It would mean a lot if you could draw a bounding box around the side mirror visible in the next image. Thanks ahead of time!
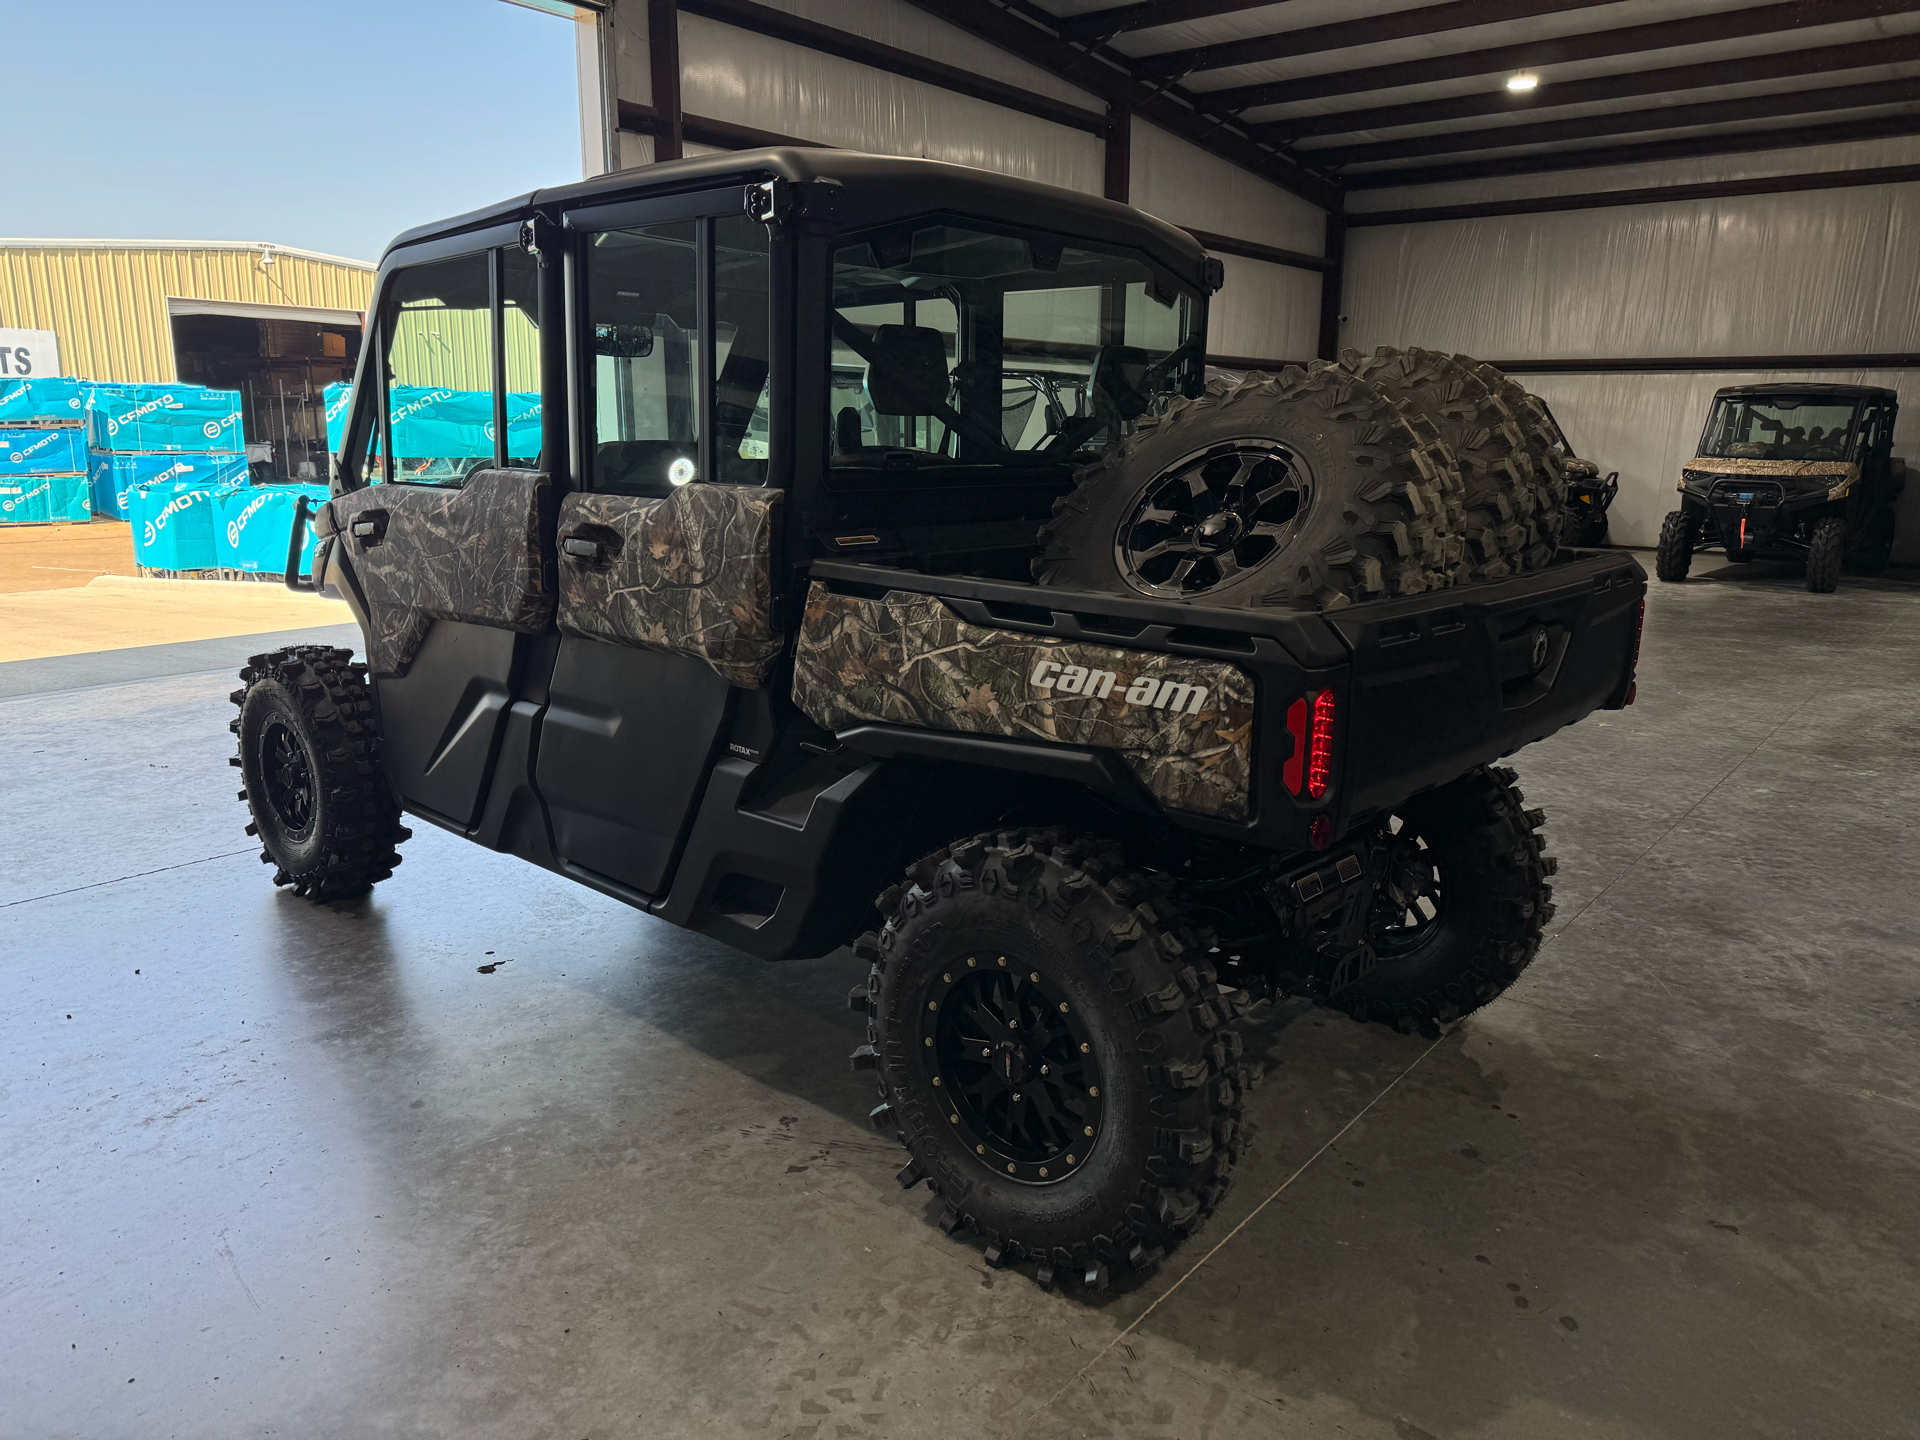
[594,323,654,359]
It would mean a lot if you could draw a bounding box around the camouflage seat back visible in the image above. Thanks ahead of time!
[325,468,555,677]
[793,582,1255,821]
[555,483,784,689]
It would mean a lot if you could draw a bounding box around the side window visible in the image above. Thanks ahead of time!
[588,221,699,495]
[382,253,493,487]
[500,247,543,470]
[714,215,771,485]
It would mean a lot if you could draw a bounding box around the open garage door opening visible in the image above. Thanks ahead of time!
[169,298,362,482]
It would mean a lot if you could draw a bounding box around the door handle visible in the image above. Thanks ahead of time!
[561,535,602,563]
[349,509,388,547]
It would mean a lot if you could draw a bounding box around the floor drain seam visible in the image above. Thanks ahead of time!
[0,849,257,910]
[1028,1037,1442,1425]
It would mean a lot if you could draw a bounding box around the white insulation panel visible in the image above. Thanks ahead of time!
[1342,181,1919,360]
[677,12,1105,195]
[1210,253,1321,364]
[1129,119,1326,256]
[1524,369,1919,557]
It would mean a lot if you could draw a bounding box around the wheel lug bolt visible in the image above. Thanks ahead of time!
[1040,1064,1049,1074]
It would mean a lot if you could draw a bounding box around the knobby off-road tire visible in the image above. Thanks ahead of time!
[1805,516,1845,593]
[231,645,410,901]
[1333,765,1555,1033]
[1654,509,1696,582]
[1034,364,1455,610]
[1470,363,1572,572]
[856,829,1260,1289]
[1340,346,1536,581]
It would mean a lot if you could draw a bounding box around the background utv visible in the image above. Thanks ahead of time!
[233,150,1644,1292]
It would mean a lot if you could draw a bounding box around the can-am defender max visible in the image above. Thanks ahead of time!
[232,150,1644,1291]
[1655,382,1904,591]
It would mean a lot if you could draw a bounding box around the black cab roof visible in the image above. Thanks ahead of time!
[383,147,1211,289]
[1711,382,1899,402]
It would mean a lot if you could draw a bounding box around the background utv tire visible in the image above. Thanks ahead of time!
[1035,365,1455,610]
[1654,510,1696,582]
[232,645,409,901]
[859,829,1259,1288]
[1332,765,1554,1032]
[1805,516,1844,593]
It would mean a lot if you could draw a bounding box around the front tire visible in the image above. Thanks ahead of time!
[1330,766,1555,1031]
[1805,516,1844,593]
[1655,508,1697,581]
[860,829,1256,1288]
[231,645,409,901]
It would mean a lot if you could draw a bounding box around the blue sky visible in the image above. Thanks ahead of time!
[2,1,581,263]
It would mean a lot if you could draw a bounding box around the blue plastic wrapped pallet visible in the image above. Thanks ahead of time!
[324,381,541,469]
[1,427,89,476]
[48,473,90,523]
[213,481,329,576]
[89,451,249,521]
[90,384,244,454]
[0,377,89,427]
[0,477,50,524]
[130,476,219,571]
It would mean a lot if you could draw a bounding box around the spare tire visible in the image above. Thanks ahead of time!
[1034,364,1456,610]
[1339,346,1535,581]
[1466,361,1572,571]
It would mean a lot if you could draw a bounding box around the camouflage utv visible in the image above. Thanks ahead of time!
[233,150,1644,1292]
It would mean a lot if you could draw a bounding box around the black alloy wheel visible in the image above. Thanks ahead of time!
[1370,818,1444,960]
[923,958,1104,1185]
[258,717,317,839]
[1114,440,1310,599]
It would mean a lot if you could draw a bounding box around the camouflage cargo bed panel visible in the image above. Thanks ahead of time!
[793,582,1256,820]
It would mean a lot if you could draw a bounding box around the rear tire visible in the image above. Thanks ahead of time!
[1331,765,1554,1032]
[1654,509,1695,582]
[231,645,409,901]
[860,829,1257,1288]
[1805,516,1844,593]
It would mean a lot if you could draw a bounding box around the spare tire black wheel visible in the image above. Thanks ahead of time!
[1035,365,1455,610]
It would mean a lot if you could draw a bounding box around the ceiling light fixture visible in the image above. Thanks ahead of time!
[1506,74,1539,92]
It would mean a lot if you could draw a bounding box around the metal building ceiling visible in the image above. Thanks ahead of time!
[948,0,1918,196]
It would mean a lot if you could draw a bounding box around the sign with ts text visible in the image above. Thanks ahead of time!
[0,329,60,378]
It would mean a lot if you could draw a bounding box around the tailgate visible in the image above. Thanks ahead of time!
[1328,552,1645,820]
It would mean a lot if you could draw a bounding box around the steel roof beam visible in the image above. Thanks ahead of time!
[1344,111,1920,186]
[1256,35,1916,142]
[901,0,1344,209]
[1200,0,1916,113]
[1135,0,1617,79]
[1314,76,1920,168]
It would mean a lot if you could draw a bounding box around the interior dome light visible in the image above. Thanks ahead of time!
[1506,74,1539,91]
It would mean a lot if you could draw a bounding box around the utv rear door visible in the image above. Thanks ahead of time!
[328,236,558,833]
[530,192,783,900]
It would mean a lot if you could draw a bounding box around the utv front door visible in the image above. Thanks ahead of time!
[329,240,557,833]
[532,194,782,899]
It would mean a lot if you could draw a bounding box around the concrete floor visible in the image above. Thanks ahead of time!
[2,559,1915,1438]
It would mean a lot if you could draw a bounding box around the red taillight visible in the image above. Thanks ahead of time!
[1283,697,1307,794]
[1307,689,1336,799]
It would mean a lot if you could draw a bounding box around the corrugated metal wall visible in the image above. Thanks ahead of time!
[0,243,375,383]
[1341,134,1921,553]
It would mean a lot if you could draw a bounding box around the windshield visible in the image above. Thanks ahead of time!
[1700,394,1865,462]
[828,220,1200,480]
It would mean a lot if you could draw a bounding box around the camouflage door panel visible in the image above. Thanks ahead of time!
[325,468,555,676]
[794,582,1255,820]
[556,484,783,689]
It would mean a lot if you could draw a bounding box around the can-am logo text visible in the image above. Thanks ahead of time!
[1029,658,1210,717]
